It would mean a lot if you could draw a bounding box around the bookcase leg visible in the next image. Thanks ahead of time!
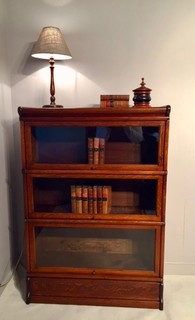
[26,276,30,304]
[159,280,164,310]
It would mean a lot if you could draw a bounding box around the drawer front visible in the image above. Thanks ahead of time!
[29,277,161,307]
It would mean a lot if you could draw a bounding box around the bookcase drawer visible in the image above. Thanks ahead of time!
[28,277,161,308]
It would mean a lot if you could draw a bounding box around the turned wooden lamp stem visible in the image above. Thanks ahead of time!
[49,58,56,107]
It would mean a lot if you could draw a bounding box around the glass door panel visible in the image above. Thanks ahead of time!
[28,125,162,166]
[30,176,161,217]
[34,226,156,272]
[95,126,160,165]
[31,126,87,164]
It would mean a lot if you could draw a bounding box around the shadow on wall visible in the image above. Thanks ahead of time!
[7,119,26,300]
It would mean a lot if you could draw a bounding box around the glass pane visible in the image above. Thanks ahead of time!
[32,178,158,216]
[30,125,159,165]
[95,126,159,165]
[35,227,155,271]
[32,126,87,164]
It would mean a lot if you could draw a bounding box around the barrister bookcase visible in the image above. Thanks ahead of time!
[18,99,170,309]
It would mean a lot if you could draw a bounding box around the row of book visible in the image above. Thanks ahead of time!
[71,185,112,214]
[88,137,105,164]
[100,94,129,108]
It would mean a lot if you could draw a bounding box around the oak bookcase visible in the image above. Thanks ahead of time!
[18,104,170,309]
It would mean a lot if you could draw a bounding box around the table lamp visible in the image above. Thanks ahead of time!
[31,26,72,108]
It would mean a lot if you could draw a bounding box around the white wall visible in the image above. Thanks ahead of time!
[4,0,195,275]
[0,0,14,295]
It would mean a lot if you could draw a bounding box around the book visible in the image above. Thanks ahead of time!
[71,185,76,213]
[99,138,105,164]
[71,184,112,215]
[82,185,88,214]
[93,137,99,164]
[88,137,105,164]
[100,94,129,109]
[93,185,98,214]
[102,186,112,214]
[100,95,129,101]
[88,137,93,164]
[97,186,103,213]
[88,186,93,214]
[75,185,82,213]
[100,100,129,108]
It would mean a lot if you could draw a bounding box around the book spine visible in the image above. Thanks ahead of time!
[71,185,76,213]
[76,185,82,213]
[107,185,112,213]
[82,185,88,214]
[97,186,103,214]
[88,186,93,214]
[102,185,112,214]
[100,100,129,108]
[93,185,98,214]
[99,138,105,164]
[93,137,99,164]
[88,137,94,164]
[102,185,108,214]
[100,94,129,101]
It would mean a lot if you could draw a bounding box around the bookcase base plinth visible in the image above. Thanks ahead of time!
[27,276,163,310]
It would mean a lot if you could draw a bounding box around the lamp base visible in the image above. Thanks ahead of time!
[42,104,64,108]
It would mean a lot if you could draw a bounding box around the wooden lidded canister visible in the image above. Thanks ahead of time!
[133,78,152,106]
